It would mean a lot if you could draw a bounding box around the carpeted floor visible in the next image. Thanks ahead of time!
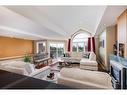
[42,60,106,83]
[39,59,106,74]
[50,61,105,72]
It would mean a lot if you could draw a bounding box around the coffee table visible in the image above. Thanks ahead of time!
[58,59,73,68]
[42,71,59,83]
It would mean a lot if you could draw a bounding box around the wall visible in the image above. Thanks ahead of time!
[0,36,34,60]
[106,25,117,69]
[99,30,107,69]
[99,25,117,71]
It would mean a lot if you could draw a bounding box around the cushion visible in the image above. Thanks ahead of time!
[82,52,90,59]
[30,66,50,77]
[63,53,70,57]
[80,60,97,66]
[3,65,26,75]
[89,52,96,61]
[60,68,112,88]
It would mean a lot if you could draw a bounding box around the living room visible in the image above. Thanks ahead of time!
[0,5,127,90]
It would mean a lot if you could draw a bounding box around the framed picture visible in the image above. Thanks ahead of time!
[36,41,46,53]
[100,40,104,48]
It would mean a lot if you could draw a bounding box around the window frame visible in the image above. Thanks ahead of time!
[72,32,91,52]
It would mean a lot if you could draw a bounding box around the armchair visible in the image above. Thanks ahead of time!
[0,60,50,80]
[80,52,98,70]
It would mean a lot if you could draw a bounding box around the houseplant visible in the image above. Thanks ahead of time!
[24,54,32,63]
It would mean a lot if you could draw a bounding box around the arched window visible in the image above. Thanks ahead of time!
[72,32,91,52]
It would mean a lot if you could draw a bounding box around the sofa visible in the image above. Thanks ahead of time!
[62,52,98,70]
[58,68,112,89]
[0,60,50,80]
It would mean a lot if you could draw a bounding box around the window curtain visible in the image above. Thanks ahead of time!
[68,39,71,52]
[92,37,95,53]
[88,37,91,52]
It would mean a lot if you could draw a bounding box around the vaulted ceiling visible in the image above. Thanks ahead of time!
[0,6,126,40]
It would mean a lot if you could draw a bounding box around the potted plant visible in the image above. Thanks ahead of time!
[24,54,32,63]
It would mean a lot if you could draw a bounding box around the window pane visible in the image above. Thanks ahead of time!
[58,49,64,57]
[74,32,90,39]
[73,32,90,43]
[50,45,57,58]
[84,41,88,52]
[72,32,90,52]
[78,43,84,52]
[57,46,64,57]
[50,43,64,58]
[50,50,57,58]
[72,43,77,52]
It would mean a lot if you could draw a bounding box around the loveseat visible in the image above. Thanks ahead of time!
[58,68,112,89]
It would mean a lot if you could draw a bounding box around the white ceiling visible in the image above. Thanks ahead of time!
[0,6,126,40]
[96,6,127,35]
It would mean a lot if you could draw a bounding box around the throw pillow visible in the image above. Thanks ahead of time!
[82,52,90,59]
[64,53,70,57]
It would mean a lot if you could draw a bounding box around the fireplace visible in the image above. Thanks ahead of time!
[110,60,126,89]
